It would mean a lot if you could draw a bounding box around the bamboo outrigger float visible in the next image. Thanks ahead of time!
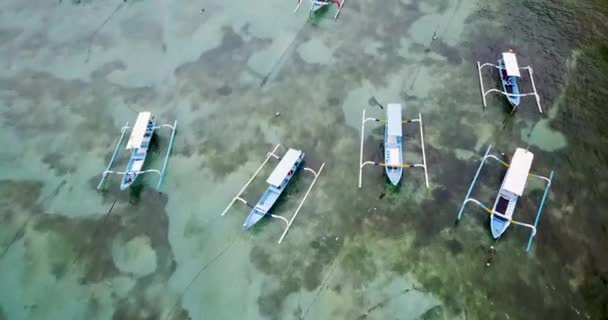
[477,50,543,113]
[97,112,177,191]
[358,104,429,189]
[221,144,325,244]
[456,145,554,252]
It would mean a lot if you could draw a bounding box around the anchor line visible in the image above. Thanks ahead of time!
[0,214,35,259]
[260,17,309,87]
[70,199,117,267]
[523,113,542,150]
[435,0,463,40]
[301,253,341,320]
[355,286,424,320]
[1,181,76,259]
[406,0,463,91]
[164,235,241,320]
[85,2,126,63]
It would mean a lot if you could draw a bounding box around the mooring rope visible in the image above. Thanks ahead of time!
[407,0,465,91]
[300,252,341,319]
[85,2,126,63]
[164,234,242,320]
[355,286,424,320]
[260,15,309,87]
[0,215,34,259]
[70,199,118,267]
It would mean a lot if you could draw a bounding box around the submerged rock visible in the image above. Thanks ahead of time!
[111,235,158,277]
[418,305,445,320]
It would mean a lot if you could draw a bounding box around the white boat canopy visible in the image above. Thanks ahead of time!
[502,148,534,196]
[266,149,302,187]
[126,112,153,149]
[502,52,521,77]
[387,104,402,137]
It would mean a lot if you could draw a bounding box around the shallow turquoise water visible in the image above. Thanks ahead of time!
[0,0,607,319]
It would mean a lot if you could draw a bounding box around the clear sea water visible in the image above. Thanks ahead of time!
[0,0,607,319]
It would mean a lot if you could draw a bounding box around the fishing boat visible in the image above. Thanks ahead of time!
[384,104,403,186]
[97,112,177,191]
[456,145,554,252]
[498,50,521,108]
[489,148,533,238]
[358,105,429,189]
[243,149,304,229]
[120,112,156,190]
[476,51,544,113]
[221,144,324,243]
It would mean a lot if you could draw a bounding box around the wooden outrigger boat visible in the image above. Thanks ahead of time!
[358,103,429,189]
[489,148,533,238]
[243,149,304,229]
[498,51,521,107]
[221,144,325,244]
[477,50,543,113]
[456,145,554,252]
[294,0,345,19]
[121,112,156,190]
[384,104,404,186]
[97,112,177,191]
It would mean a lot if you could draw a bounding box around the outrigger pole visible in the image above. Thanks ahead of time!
[358,109,429,188]
[156,121,178,190]
[97,120,178,191]
[97,121,130,190]
[456,145,554,252]
[477,62,543,113]
[221,144,282,217]
[277,164,325,243]
[221,144,325,244]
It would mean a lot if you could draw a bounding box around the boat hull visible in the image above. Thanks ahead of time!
[490,192,518,238]
[120,169,138,190]
[243,153,304,229]
[490,215,510,239]
[243,208,266,229]
[385,163,403,186]
[498,59,521,108]
[120,117,156,190]
[384,129,403,186]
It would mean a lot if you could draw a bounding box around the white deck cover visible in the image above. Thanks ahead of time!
[502,52,521,77]
[387,104,402,137]
[126,112,152,149]
[502,148,534,196]
[266,149,302,187]
[388,148,400,166]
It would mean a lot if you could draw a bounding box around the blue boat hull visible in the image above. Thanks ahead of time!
[243,154,304,229]
[490,215,510,239]
[243,207,266,229]
[498,59,521,108]
[120,151,144,190]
